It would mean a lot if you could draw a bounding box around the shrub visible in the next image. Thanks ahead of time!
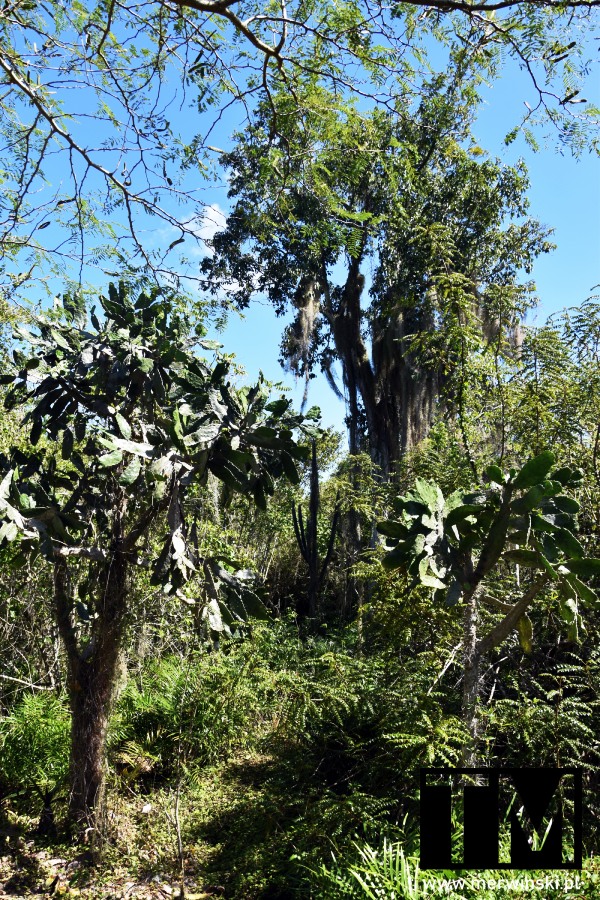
[0,693,70,833]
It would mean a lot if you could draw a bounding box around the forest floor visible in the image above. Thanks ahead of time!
[0,750,302,899]
[0,821,224,900]
[2,746,599,899]
[0,843,197,900]
[0,827,230,899]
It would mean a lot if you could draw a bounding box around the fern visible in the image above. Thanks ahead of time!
[309,840,420,899]
[0,693,69,796]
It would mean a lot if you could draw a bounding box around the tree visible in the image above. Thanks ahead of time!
[448,296,600,528]
[292,441,340,618]
[377,452,600,764]
[202,75,553,476]
[0,0,595,301]
[0,283,312,832]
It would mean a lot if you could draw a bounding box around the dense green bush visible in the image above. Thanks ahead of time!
[111,615,466,797]
[0,693,70,832]
[111,646,269,778]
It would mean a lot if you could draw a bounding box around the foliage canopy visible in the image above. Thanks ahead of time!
[0,0,596,298]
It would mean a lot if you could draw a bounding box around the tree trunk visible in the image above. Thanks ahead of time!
[326,262,440,481]
[68,660,114,831]
[371,304,440,473]
[54,550,129,836]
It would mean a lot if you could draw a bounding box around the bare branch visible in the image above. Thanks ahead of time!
[53,546,109,561]
[0,673,53,691]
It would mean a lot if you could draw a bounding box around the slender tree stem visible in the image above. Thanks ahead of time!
[461,585,482,767]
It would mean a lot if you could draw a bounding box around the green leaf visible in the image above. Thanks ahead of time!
[462,491,489,506]
[30,417,43,446]
[252,480,267,510]
[4,382,29,411]
[98,434,154,458]
[558,595,583,641]
[134,291,155,310]
[512,451,555,489]
[234,589,269,620]
[413,478,443,511]
[98,449,123,467]
[562,558,600,577]
[280,450,300,484]
[484,464,504,485]
[445,504,481,526]
[137,357,154,374]
[50,328,71,351]
[413,533,426,557]
[265,398,289,415]
[248,426,279,448]
[530,541,559,580]
[551,466,572,485]
[517,615,533,655]
[503,548,539,567]
[61,428,74,460]
[382,542,410,571]
[510,485,545,514]
[208,458,246,491]
[376,520,410,540]
[74,418,86,442]
[0,469,14,501]
[530,512,562,535]
[541,533,560,563]
[115,413,132,440]
[553,495,580,514]
[201,598,227,634]
[561,573,597,606]
[172,406,184,443]
[185,423,221,446]
[420,571,447,590]
[0,521,19,543]
[400,500,430,518]
[542,480,563,497]
[152,480,168,501]
[552,528,584,559]
[552,466,583,487]
[210,361,229,385]
[119,457,142,485]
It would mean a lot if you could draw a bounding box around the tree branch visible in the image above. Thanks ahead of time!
[382,0,599,10]
[122,496,170,552]
[480,593,513,612]
[0,673,53,691]
[53,546,108,561]
[477,574,549,656]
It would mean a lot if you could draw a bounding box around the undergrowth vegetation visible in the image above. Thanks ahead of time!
[2,607,600,896]
[0,299,599,897]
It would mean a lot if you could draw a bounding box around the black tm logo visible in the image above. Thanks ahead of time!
[420,768,582,870]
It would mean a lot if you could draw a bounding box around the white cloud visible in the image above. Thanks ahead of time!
[183,203,227,256]
[146,203,228,259]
